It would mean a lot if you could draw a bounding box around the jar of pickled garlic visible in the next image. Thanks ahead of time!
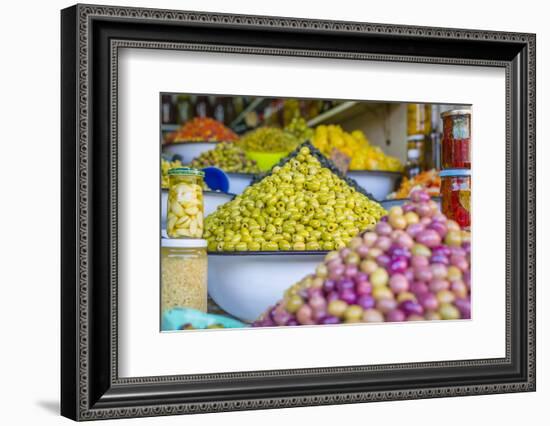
[161,238,208,314]
[440,169,471,230]
[441,109,471,169]
[166,168,205,238]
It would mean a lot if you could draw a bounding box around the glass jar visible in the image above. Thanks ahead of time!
[440,169,471,230]
[161,238,208,314]
[166,167,205,238]
[406,134,425,178]
[441,109,471,169]
[407,104,432,136]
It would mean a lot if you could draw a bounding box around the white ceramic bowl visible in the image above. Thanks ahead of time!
[161,189,235,228]
[162,141,217,163]
[225,172,255,195]
[207,252,326,322]
[346,170,402,201]
[380,196,441,210]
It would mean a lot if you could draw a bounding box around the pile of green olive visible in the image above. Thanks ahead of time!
[238,127,300,153]
[204,146,386,251]
[285,116,314,144]
[190,142,260,173]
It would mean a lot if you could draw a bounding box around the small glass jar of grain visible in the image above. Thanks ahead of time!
[166,167,205,238]
[161,238,207,314]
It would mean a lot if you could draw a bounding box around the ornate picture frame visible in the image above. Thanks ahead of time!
[61,4,535,420]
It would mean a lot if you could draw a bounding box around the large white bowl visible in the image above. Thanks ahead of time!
[161,189,235,229]
[208,252,326,322]
[346,170,402,201]
[162,141,217,163]
[225,172,255,195]
[380,196,441,210]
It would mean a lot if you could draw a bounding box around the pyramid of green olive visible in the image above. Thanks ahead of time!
[204,143,386,252]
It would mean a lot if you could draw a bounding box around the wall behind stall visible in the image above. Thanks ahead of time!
[340,103,408,161]
[0,0,547,425]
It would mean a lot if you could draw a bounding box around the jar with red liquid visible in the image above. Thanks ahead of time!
[441,109,471,169]
[440,169,471,230]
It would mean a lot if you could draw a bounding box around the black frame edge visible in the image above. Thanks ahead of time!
[61,4,79,421]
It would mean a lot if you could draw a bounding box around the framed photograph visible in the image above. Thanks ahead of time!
[61,4,536,421]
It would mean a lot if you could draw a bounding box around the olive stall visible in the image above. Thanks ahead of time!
[159,96,472,330]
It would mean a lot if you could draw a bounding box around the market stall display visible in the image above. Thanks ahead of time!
[190,142,260,173]
[204,143,386,252]
[158,96,474,332]
[253,190,470,327]
[311,124,403,172]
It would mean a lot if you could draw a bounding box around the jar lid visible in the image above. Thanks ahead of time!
[161,238,208,248]
[407,148,420,159]
[440,108,471,118]
[407,134,426,141]
[168,167,205,177]
[439,168,471,177]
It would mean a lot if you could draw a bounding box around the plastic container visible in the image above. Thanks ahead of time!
[166,167,205,238]
[161,238,208,314]
[440,169,471,229]
[161,307,246,331]
[441,109,471,169]
[245,151,288,172]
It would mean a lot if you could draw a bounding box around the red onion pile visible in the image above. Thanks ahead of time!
[253,190,471,327]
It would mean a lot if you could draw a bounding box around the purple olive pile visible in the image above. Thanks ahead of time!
[253,190,471,326]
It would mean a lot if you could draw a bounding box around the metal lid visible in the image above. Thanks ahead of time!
[407,134,426,141]
[161,238,207,248]
[407,148,420,159]
[440,109,472,118]
[439,168,471,177]
[167,167,205,177]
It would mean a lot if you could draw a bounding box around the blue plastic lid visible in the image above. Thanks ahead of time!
[202,167,229,192]
[439,168,471,177]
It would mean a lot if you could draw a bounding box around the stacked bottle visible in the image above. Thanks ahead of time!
[438,109,471,230]
[405,104,432,179]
